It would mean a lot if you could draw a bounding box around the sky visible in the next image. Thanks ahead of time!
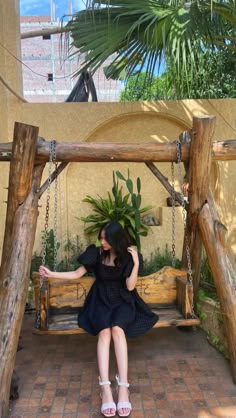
[20,0,86,19]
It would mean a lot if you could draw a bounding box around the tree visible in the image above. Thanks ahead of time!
[120,49,236,100]
[120,73,169,101]
[66,0,236,86]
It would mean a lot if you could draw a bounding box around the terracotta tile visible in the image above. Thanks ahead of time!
[157,410,172,418]
[11,315,236,418]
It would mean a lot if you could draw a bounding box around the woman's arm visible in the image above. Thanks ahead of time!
[39,265,87,280]
[125,247,139,291]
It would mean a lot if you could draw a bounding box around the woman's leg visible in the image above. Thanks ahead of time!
[112,326,131,416]
[97,328,116,416]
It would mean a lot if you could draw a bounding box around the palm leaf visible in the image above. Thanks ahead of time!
[66,0,235,85]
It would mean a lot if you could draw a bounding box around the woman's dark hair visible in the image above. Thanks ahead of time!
[98,221,130,265]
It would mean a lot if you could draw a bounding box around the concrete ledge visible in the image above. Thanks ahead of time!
[198,296,229,358]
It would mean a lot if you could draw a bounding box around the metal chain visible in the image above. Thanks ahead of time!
[175,140,195,317]
[51,141,58,272]
[171,162,176,267]
[36,142,53,328]
[36,140,57,329]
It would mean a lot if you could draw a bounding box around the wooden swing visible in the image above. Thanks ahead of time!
[1,116,236,416]
[32,139,200,334]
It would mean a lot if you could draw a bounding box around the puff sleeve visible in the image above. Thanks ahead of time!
[123,252,143,278]
[78,244,99,273]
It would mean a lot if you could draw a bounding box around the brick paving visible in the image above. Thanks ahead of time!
[9,313,236,418]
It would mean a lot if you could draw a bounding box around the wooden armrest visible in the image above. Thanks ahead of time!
[176,277,193,319]
[33,277,49,330]
[39,284,49,330]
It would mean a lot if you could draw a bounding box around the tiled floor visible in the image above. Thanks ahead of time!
[9,313,236,418]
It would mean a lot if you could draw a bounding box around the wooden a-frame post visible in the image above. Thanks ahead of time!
[181,116,236,383]
[181,115,216,297]
[0,123,44,418]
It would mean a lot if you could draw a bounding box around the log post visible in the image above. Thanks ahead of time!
[198,202,236,383]
[0,122,44,417]
[181,115,216,300]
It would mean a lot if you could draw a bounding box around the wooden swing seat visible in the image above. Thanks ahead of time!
[32,266,200,335]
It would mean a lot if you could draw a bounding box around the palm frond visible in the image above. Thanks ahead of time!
[66,0,235,85]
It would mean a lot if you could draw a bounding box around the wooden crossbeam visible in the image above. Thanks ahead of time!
[1,139,236,163]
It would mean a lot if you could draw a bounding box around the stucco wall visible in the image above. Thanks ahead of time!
[1,99,236,263]
[0,0,235,264]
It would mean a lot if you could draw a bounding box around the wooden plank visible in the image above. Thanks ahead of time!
[176,277,193,318]
[39,285,49,331]
[33,266,187,308]
[33,307,200,335]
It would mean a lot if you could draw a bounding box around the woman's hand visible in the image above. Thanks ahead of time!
[128,246,139,267]
[39,265,52,278]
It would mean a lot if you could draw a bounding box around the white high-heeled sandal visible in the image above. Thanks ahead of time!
[115,374,132,417]
[99,377,116,417]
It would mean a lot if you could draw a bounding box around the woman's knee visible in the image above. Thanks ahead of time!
[111,326,125,339]
[98,328,112,342]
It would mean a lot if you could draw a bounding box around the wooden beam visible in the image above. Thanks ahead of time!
[0,123,44,417]
[198,202,236,383]
[1,139,236,163]
[181,115,216,299]
[21,26,68,39]
[145,161,183,205]
[38,162,68,198]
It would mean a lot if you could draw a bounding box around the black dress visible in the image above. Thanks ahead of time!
[78,244,159,337]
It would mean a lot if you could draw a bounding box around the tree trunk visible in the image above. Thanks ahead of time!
[198,202,236,383]
[181,115,216,300]
[0,123,44,417]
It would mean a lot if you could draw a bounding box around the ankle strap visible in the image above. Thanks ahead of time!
[115,374,130,387]
[99,377,111,386]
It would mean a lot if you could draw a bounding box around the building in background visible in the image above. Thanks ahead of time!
[20,15,124,102]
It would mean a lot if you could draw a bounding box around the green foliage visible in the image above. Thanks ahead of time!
[57,236,83,271]
[42,229,60,270]
[120,73,169,101]
[31,230,83,275]
[79,171,152,251]
[200,255,218,301]
[67,0,236,90]
[30,229,60,280]
[207,333,230,360]
[120,48,236,101]
[167,49,236,99]
[142,247,181,276]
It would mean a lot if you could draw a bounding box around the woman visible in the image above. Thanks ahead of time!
[39,221,158,417]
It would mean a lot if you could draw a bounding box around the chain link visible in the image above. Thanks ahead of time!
[171,162,176,267]
[51,140,58,272]
[36,140,57,329]
[175,140,195,317]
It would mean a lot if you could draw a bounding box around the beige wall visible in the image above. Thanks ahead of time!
[0,1,236,264]
[1,100,236,262]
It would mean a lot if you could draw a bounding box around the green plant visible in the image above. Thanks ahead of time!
[57,235,83,271]
[142,247,182,276]
[200,255,218,301]
[207,332,230,360]
[67,1,235,91]
[80,171,152,251]
[30,229,60,280]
